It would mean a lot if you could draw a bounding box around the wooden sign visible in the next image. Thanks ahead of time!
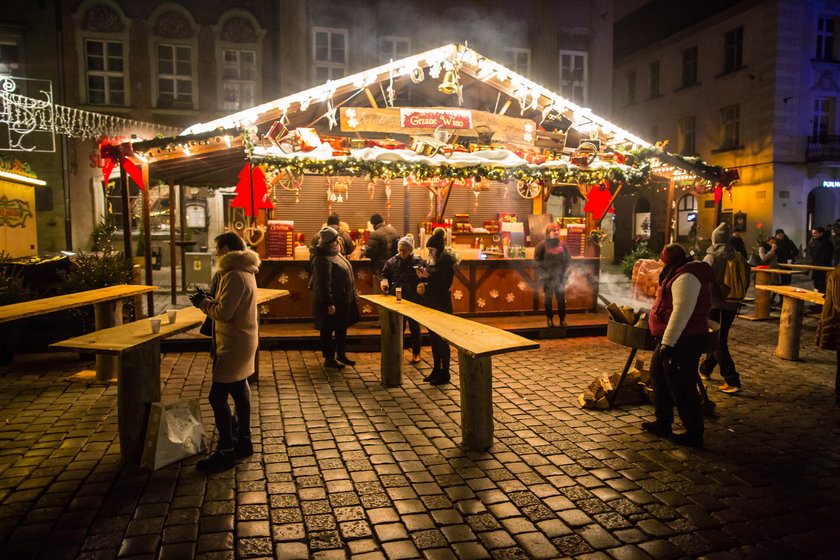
[400,109,472,129]
[0,179,37,257]
[340,107,536,145]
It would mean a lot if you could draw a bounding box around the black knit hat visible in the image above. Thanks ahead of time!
[327,213,340,226]
[319,226,339,244]
[426,228,446,250]
[370,213,384,226]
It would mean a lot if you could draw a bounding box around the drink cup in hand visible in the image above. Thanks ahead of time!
[150,318,161,333]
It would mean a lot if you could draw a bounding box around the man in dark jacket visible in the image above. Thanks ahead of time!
[380,235,426,363]
[364,213,398,280]
[774,229,799,285]
[810,226,834,293]
[731,228,748,259]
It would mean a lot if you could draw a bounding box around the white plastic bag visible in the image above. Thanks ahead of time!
[140,399,206,470]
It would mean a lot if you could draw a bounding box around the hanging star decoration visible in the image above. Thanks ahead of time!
[325,101,338,130]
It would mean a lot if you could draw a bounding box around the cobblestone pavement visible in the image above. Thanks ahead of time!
[1,313,839,559]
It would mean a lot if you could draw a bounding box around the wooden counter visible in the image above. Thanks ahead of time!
[256,256,600,321]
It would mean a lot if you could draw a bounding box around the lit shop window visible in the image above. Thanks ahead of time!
[222,49,256,111]
[504,47,531,78]
[676,194,697,241]
[559,50,587,104]
[85,39,125,105]
[313,27,348,83]
[157,44,193,108]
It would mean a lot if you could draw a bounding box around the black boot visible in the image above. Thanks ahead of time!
[547,316,554,328]
[234,438,253,459]
[337,354,356,366]
[197,450,235,473]
[324,357,345,369]
[431,354,450,385]
[424,354,441,382]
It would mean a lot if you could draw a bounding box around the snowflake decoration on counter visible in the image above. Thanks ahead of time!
[278,274,289,285]
[517,281,527,291]
[345,108,359,129]
[506,292,515,303]
[362,304,372,314]
[453,290,463,301]
[477,298,486,308]
[298,270,309,280]
[489,289,499,299]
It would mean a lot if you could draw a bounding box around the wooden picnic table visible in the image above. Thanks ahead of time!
[778,263,836,272]
[360,293,539,450]
[0,285,158,380]
[741,268,801,321]
[51,288,288,466]
[754,285,824,361]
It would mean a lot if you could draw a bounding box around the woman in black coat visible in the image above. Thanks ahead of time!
[416,228,458,385]
[535,223,571,327]
[311,227,359,369]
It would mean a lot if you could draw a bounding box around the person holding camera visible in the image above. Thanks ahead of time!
[190,232,259,473]
[380,235,426,363]
[643,243,714,448]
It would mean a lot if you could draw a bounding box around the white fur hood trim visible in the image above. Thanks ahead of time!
[218,249,260,274]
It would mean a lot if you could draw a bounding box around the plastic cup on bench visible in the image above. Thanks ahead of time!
[167,309,177,324]
[150,318,161,333]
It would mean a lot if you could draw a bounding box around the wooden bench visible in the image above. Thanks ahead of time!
[51,288,288,466]
[740,268,801,321]
[755,285,824,361]
[359,294,539,451]
[0,285,158,379]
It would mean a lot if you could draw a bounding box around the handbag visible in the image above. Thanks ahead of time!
[199,316,213,336]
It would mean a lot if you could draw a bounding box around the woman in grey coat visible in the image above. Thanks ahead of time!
[311,226,360,369]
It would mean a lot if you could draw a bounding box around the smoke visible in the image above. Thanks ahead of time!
[597,269,653,312]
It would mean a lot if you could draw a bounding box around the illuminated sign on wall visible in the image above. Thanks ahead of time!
[822,180,840,188]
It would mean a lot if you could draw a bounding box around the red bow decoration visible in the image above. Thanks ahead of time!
[230,163,274,216]
[100,142,145,190]
[583,182,615,221]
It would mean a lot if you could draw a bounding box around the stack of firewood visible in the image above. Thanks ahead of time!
[577,358,653,409]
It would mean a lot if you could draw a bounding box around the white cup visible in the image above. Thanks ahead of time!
[167,309,177,324]
[150,318,161,334]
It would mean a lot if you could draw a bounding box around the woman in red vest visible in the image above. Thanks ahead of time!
[643,244,714,447]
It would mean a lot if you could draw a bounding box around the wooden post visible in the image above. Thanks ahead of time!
[458,350,493,450]
[752,271,772,320]
[663,179,676,246]
[775,296,803,360]
[93,300,122,381]
[118,339,161,466]
[179,184,188,294]
[379,307,403,387]
[168,181,177,305]
[141,164,154,316]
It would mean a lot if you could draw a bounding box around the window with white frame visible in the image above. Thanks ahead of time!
[817,17,836,60]
[679,116,696,155]
[157,43,192,108]
[681,46,698,87]
[676,194,697,239]
[723,27,743,72]
[559,50,587,104]
[222,49,256,110]
[720,104,740,149]
[649,60,660,97]
[85,39,125,105]
[313,27,347,83]
[813,97,835,137]
[504,47,531,77]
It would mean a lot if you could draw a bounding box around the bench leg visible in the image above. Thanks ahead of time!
[459,351,493,450]
[94,300,122,381]
[380,308,403,387]
[752,271,772,320]
[118,339,161,466]
[775,296,803,361]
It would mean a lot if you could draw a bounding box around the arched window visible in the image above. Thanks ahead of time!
[217,12,263,111]
[75,1,129,105]
[676,194,697,240]
[150,6,197,109]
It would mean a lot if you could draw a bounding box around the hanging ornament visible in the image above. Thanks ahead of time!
[427,188,435,218]
[367,176,376,200]
[384,179,392,218]
[474,190,480,212]
[410,66,425,83]
[325,100,338,130]
[503,181,510,199]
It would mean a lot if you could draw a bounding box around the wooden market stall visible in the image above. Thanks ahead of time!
[127,44,735,323]
[0,161,45,258]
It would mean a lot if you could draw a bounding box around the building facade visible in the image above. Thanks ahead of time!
[612,0,840,258]
[1,0,615,256]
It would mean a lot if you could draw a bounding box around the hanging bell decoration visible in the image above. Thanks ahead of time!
[438,70,459,94]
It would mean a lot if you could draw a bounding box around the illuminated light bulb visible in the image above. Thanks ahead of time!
[224,136,231,147]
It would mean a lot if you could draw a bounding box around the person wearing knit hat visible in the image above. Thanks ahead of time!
[644,243,715,447]
[326,213,340,226]
[310,225,359,370]
[309,216,355,259]
[699,222,748,395]
[364,214,398,281]
[380,233,426,363]
[416,228,458,385]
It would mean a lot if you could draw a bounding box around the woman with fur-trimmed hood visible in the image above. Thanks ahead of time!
[190,232,259,473]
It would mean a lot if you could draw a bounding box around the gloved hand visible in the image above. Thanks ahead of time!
[658,343,676,364]
[189,287,208,308]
